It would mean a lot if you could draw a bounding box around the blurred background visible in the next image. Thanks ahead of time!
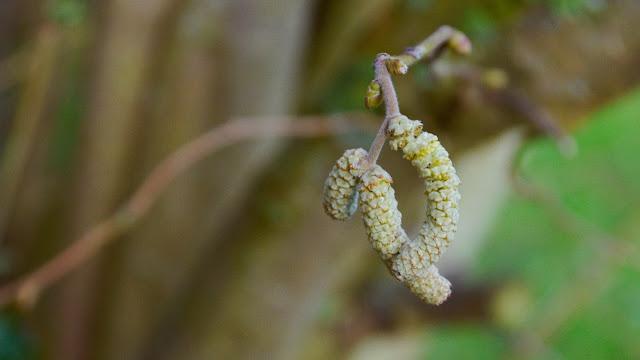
[1,0,640,359]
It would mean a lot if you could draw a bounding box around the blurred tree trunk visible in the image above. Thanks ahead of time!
[93,0,315,359]
[49,0,179,358]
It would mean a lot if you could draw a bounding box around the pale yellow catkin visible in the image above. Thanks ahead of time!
[387,115,460,266]
[323,116,460,305]
[358,165,405,260]
[358,165,451,305]
[322,148,368,220]
[390,262,452,305]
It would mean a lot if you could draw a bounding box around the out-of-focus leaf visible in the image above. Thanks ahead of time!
[518,88,640,233]
[553,266,640,359]
[420,325,507,360]
[320,58,377,113]
[461,7,498,43]
[474,197,593,300]
[47,0,87,26]
[475,86,640,358]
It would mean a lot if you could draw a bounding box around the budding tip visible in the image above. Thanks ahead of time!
[449,32,472,55]
[385,58,408,75]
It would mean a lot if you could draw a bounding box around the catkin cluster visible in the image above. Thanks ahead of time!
[323,116,460,305]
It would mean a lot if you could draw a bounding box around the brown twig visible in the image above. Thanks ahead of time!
[0,113,378,309]
[431,61,577,157]
[363,26,471,167]
[487,87,577,157]
[364,54,397,166]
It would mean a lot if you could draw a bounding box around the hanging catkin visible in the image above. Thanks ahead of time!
[386,115,460,266]
[323,116,460,305]
[358,165,405,261]
[358,165,452,305]
[323,27,468,305]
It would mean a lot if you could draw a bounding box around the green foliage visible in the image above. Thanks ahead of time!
[470,86,640,358]
[518,88,640,233]
[553,266,640,359]
[421,325,507,359]
[418,87,640,359]
[537,0,606,16]
[475,197,592,300]
[401,0,434,13]
[461,7,499,43]
[47,0,87,26]
[49,65,84,171]
[320,58,378,114]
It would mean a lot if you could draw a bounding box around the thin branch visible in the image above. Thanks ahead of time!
[431,61,576,157]
[364,25,471,167]
[489,87,577,157]
[398,25,471,67]
[0,113,378,309]
[364,54,396,166]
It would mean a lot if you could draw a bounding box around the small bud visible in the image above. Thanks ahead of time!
[364,80,383,109]
[448,31,472,55]
[385,58,408,75]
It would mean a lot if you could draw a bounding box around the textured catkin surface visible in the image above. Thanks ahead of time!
[358,165,405,261]
[359,165,452,305]
[390,263,452,304]
[387,115,460,266]
[323,116,460,305]
[322,148,368,220]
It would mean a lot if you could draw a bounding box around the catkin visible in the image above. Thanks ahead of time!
[323,148,368,220]
[358,165,405,260]
[359,165,452,305]
[387,115,460,266]
[390,263,451,305]
[323,116,460,305]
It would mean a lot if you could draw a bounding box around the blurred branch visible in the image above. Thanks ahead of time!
[395,25,471,67]
[486,87,577,157]
[432,61,577,157]
[0,113,378,309]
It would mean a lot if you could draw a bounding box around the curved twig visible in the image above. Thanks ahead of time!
[364,25,471,167]
[0,114,378,309]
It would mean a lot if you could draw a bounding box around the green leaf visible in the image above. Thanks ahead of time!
[476,86,640,358]
[420,325,507,360]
